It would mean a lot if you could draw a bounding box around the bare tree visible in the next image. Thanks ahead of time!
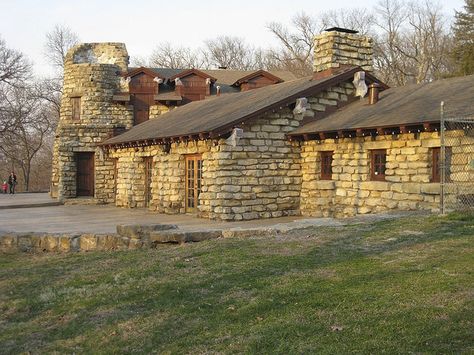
[0,36,31,87]
[41,25,79,131]
[267,12,319,77]
[44,24,80,71]
[374,0,453,85]
[204,36,260,70]
[0,86,20,134]
[130,55,149,67]
[148,38,271,71]
[32,77,62,128]
[149,42,206,69]
[267,9,374,77]
[372,0,409,85]
[0,83,53,191]
[0,36,31,134]
[319,8,375,36]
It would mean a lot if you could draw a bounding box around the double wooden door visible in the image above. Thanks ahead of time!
[185,155,203,213]
[76,152,94,196]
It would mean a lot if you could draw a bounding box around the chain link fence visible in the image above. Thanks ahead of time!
[440,103,474,214]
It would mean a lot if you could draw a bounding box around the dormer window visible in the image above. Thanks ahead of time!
[123,67,165,125]
[168,69,216,103]
[233,70,283,92]
[125,67,164,95]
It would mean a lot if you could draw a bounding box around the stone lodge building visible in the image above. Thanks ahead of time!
[51,28,474,220]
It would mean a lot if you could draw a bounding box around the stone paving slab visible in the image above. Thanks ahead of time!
[0,192,61,209]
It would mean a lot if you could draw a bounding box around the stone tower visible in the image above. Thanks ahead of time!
[313,28,373,73]
[51,43,133,201]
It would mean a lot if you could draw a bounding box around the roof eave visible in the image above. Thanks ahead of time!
[288,120,441,139]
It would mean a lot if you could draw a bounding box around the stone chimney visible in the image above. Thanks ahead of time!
[313,27,373,73]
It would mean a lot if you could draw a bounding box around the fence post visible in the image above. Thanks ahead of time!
[440,101,445,215]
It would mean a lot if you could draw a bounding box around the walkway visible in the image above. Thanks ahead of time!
[0,194,342,234]
[0,193,421,235]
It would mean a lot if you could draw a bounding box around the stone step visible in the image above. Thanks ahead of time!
[116,223,177,239]
[63,198,103,206]
[0,201,63,210]
[149,230,223,244]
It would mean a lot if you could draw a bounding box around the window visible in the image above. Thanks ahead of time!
[320,151,333,180]
[431,147,440,182]
[71,97,81,120]
[432,147,452,183]
[371,149,386,181]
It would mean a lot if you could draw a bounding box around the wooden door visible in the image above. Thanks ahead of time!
[76,152,94,196]
[144,157,153,207]
[113,158,118,201]
[185,155,203,213]
[133,94,153,125]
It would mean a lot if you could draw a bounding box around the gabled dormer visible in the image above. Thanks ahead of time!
[232,70,283,91]
[125,67,164,95]
[168,69,217,102]
[119,67,166,125]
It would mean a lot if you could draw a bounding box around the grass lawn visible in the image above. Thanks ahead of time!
[0,213,473,354]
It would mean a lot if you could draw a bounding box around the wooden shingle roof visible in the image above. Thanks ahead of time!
[103,66,367,146]
[290,74,474,136]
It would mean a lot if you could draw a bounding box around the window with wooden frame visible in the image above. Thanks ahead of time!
[320,151,333,180]
[370,149,387,181]
[431,147,440,182]
[71,97,81,120]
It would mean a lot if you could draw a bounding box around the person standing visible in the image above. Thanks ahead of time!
[8,172,17,194]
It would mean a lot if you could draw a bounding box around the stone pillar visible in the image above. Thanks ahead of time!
[313,29,373,73]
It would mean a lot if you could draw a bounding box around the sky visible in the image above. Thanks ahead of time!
[0,0,466,76]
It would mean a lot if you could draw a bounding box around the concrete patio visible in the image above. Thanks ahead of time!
[0,193,345,234]
[0,193,425,236]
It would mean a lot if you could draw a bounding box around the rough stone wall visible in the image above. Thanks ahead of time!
[446,130,474,183]
[105,82,355,220]
[51,43,133,201]
[71,43,129,71]
[200,110,303,221]
[109,141,215,211]
[149,104,170,119]
[300,131,474,217]
[314,30,373,73]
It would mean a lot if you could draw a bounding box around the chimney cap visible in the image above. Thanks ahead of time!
[324,27,359,34]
